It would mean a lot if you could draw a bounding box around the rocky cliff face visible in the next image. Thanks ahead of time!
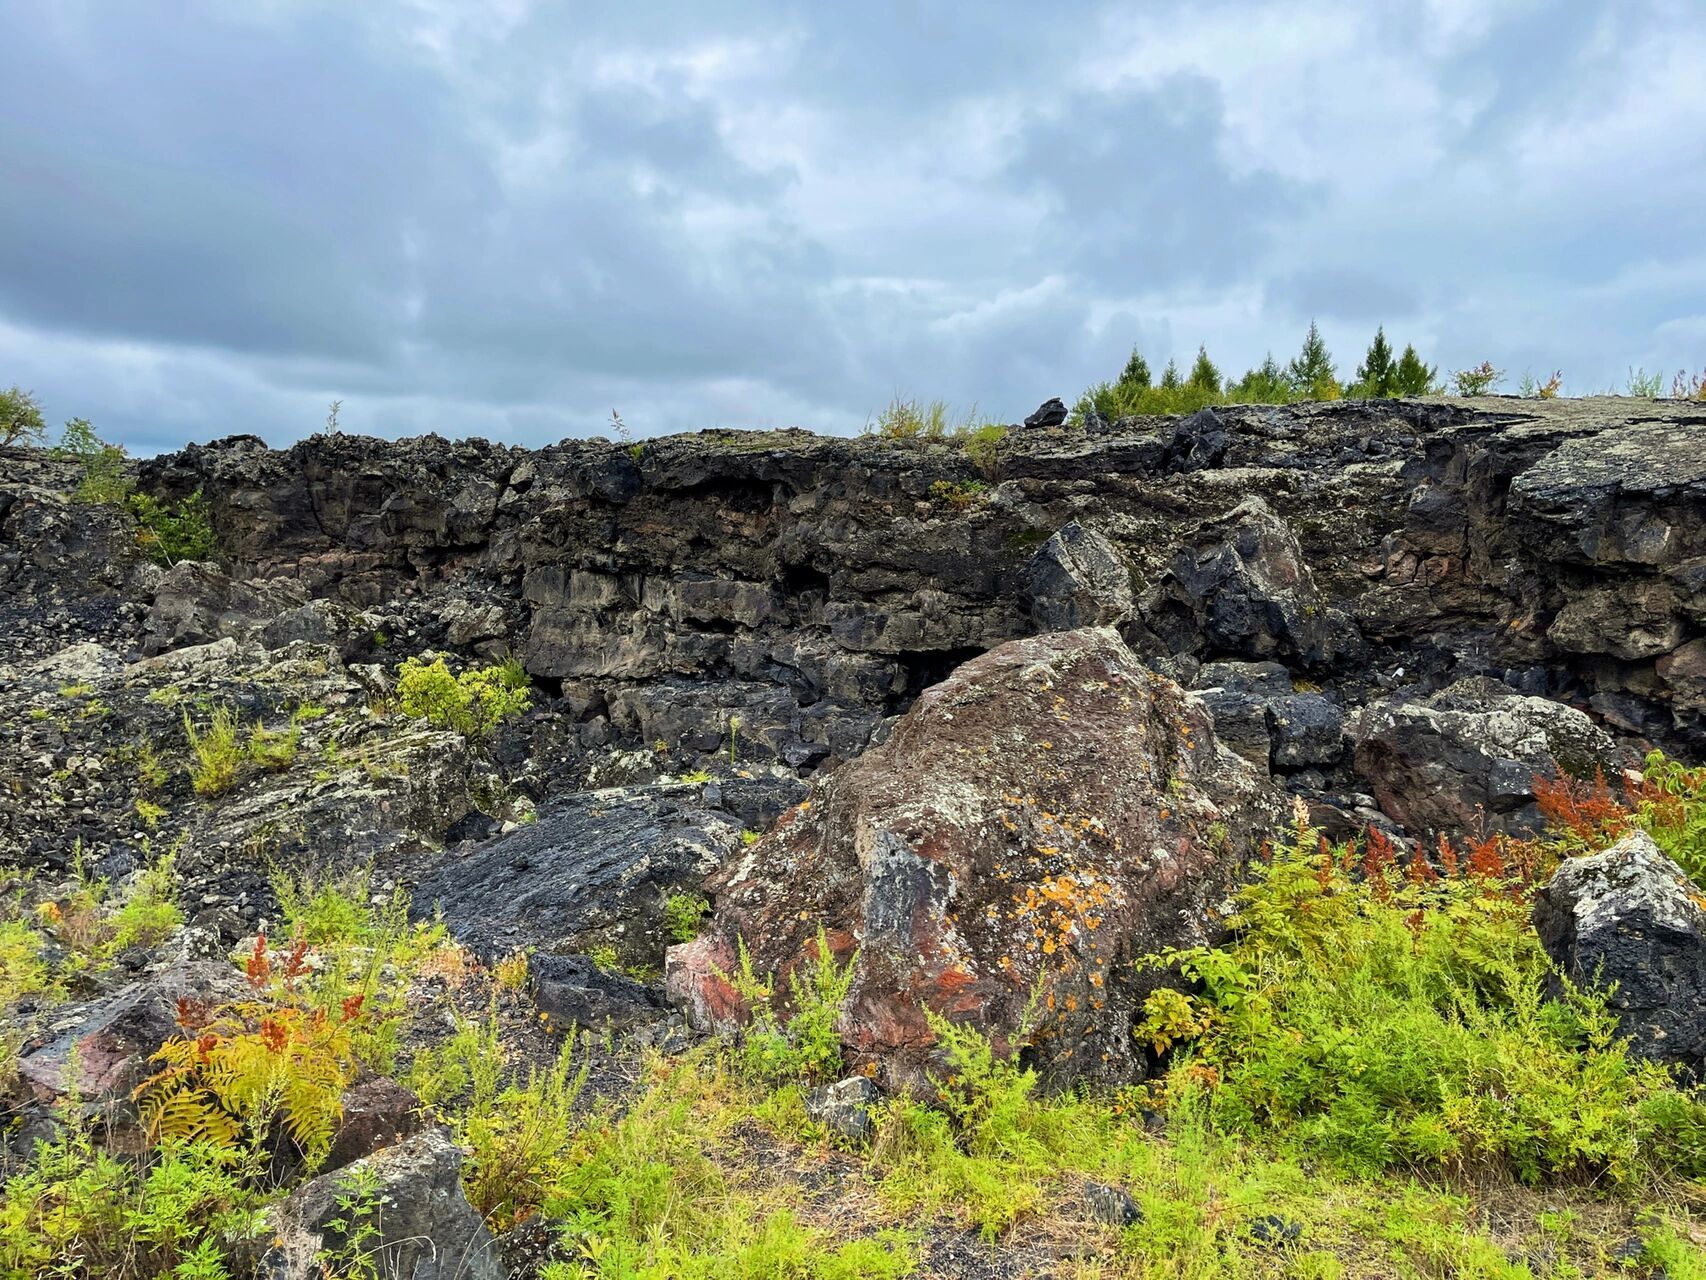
[2,395,1702,915]
[107,397,1704,767]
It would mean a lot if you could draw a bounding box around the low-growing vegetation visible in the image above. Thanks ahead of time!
[2,746,1704,1277]
[1139,799,1705,1184]
[396,654,532,738]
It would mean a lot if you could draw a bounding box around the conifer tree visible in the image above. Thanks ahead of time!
[1231,354,1290,403]
[1118,348,1152,389]
[1159,357,1182,390]
[1353,326,1396,397]
[1186,345,1221,394]
[1391,344,1439,396]
[1286,321,1339,399]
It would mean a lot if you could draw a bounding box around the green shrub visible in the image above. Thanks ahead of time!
[538,1056,915,1279]
[961,422,1007,477]
[0,1119,262,1278]
[1140,803,1706,1183]
[724,927,856,1086]
[1627,366,1666,397]
[182,706,243,796]
[105,847,183,954]
[928,478,986,510]
[1452,360,1504,395]
[0,384,46,446]
[246,720,300,772]
[870,1013,1087,1238]
[54,417,133,504]
[128,488,217,565]
[664,892,709,944]
[455,1034,589,1232]
[866,396,973,439]
[396,656,531,738]
[1631,750,1706,887]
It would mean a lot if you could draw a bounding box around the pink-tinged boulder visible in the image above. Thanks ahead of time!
[665,627,1280,1090]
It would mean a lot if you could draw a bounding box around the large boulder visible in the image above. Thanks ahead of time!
[260,1127,503,1279]
[1025,522,1132,631]
[665,628,1280,1091]
[140,560,311,656]
[414,784,745,966]
[1146,497,1355,669]
[1350,677,1620,835]
[1533,831,1706,1074]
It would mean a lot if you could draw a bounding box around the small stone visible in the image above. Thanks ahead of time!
[1249,1214,1303,1248]
[804,1075,881,1143]
[1083,1180,1142,1228]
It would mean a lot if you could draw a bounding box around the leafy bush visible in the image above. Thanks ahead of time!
[1140,802,1706,1183]
[0,385,46,446]
[663,892,709,944]
[182,706,243,796]
[1530,751,1706,889]
[1630,751,1706,886]
[870,1013,1087,1238]
[0,1118,262,1278]
[453,1030,589,1232]
[128,488,217,565]
[1452,360,1504,395]
[31,841,183,969]
[396,655,532,738]
[724,927,856,1086]
[53,417,134,504]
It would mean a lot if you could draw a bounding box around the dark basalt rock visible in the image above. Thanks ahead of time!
[1146,497,1356,670]
[1025,521,1132,631]
[1022,397,1068,428]
[1533,831,1706,1075]
[260,1128,503,1280]
[1351,676,1622,835]
[322,1078,430,1175]
[413,784,745,967]
[6,397,1706,948]
[527,953,672,1034]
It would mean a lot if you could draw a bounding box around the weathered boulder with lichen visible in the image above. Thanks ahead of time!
[665,627,1280,1091]
[1350,677,1622,835]
[1533,830,1706,1075]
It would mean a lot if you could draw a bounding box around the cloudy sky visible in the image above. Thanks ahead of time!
[3,1,1703,453]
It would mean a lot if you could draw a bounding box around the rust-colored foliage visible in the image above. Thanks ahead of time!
[1533,767,1632,847]
[1362,825,1398,901]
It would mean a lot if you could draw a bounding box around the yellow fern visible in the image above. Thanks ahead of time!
[134,992,360,1163]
